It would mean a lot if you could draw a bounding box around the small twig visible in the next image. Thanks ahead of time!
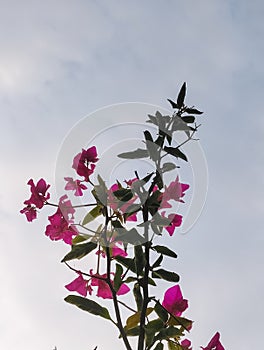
[64,262,107,281]
[118,300,137,313]
[45,202,97,208]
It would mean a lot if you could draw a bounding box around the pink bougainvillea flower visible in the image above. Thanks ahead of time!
[160,176,189,209]
[45,208,78,244]
[64,177,87,196]
[111,245,128,257]
[181,339,192,350]
[20,204,37,222]
[65,273,89,297]
[201,332,225,350]
[162,212,183,236]
[162,285,188,317]
[90,271,130,299]
[24,178,50,209]
[72,146,98,181]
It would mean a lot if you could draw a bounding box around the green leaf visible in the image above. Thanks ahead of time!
[111,220,124,228]
[181,116,195,123]
[113,264,123,292]
[177,82,186,108]
[161,162,177,173]
[155,135,165,148]
[156,327,183,343]
[152,254,163,269]
[145,319,165,347]
[123,203,141,221]
[123,326,140,337]
[151,222,162,236]
[118,148,149,159]
[153,245,177,258]
[166,131,172,146]
[146,319,165,331]
[82,205,102,225]
[134,245,145,276]
[154,302,168,323]
[133,283,143,310]
[115,256,137,274]
[141,172,154,184]
[167,98,178,109]
[116,228,144,245]
[153,343,164,350]
[65,295,111,320]
[123,276,137,284]
[147,114,158,126]
[92,175,108,205]
[144,130,160,161]
[165,326,183,338]
[113,188,133,203]
[152,213,171,227]
[167,340,182,350]
[144,130,154,142]
[185,107,203,115]
[71,233,93,245]
[164,146,188,162]
[171,116,191,132]
[154,170,163,190]
[147,141,160,162]
[146,190,162,216]
[147,277,157,286]
[152,269,180,282]
[168,315,193,331]
[126,308,153,329]
[61,241,97,262]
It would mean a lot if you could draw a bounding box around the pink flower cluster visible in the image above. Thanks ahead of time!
[20,178,50,221]
[162,284,189,317]
[72,146,98,181]
[160,176,189,208]
[45,195,78,245]
[159,176,189,235]
[64,146,99,196]
[65,271,130,299]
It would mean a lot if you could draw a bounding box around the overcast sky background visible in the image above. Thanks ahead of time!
[0,1,264,349]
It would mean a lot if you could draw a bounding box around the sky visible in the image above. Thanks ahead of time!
[0,0,264,349]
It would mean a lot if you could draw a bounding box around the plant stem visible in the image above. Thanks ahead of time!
[137,206,150,350]
[105,245,132,350]
[103,207,132,350]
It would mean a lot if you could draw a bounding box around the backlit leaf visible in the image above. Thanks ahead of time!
[177,82,186,108]
[65,295,111,320]
[118,148,149,159]
[61,241,97,262]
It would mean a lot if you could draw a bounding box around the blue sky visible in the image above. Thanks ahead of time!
[0,1,264,349]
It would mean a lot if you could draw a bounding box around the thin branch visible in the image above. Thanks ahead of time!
[45,201,97,208]
[118,300,137,313]
[64,262,107,281]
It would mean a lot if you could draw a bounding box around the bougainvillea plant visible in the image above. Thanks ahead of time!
[21,83,225,350]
